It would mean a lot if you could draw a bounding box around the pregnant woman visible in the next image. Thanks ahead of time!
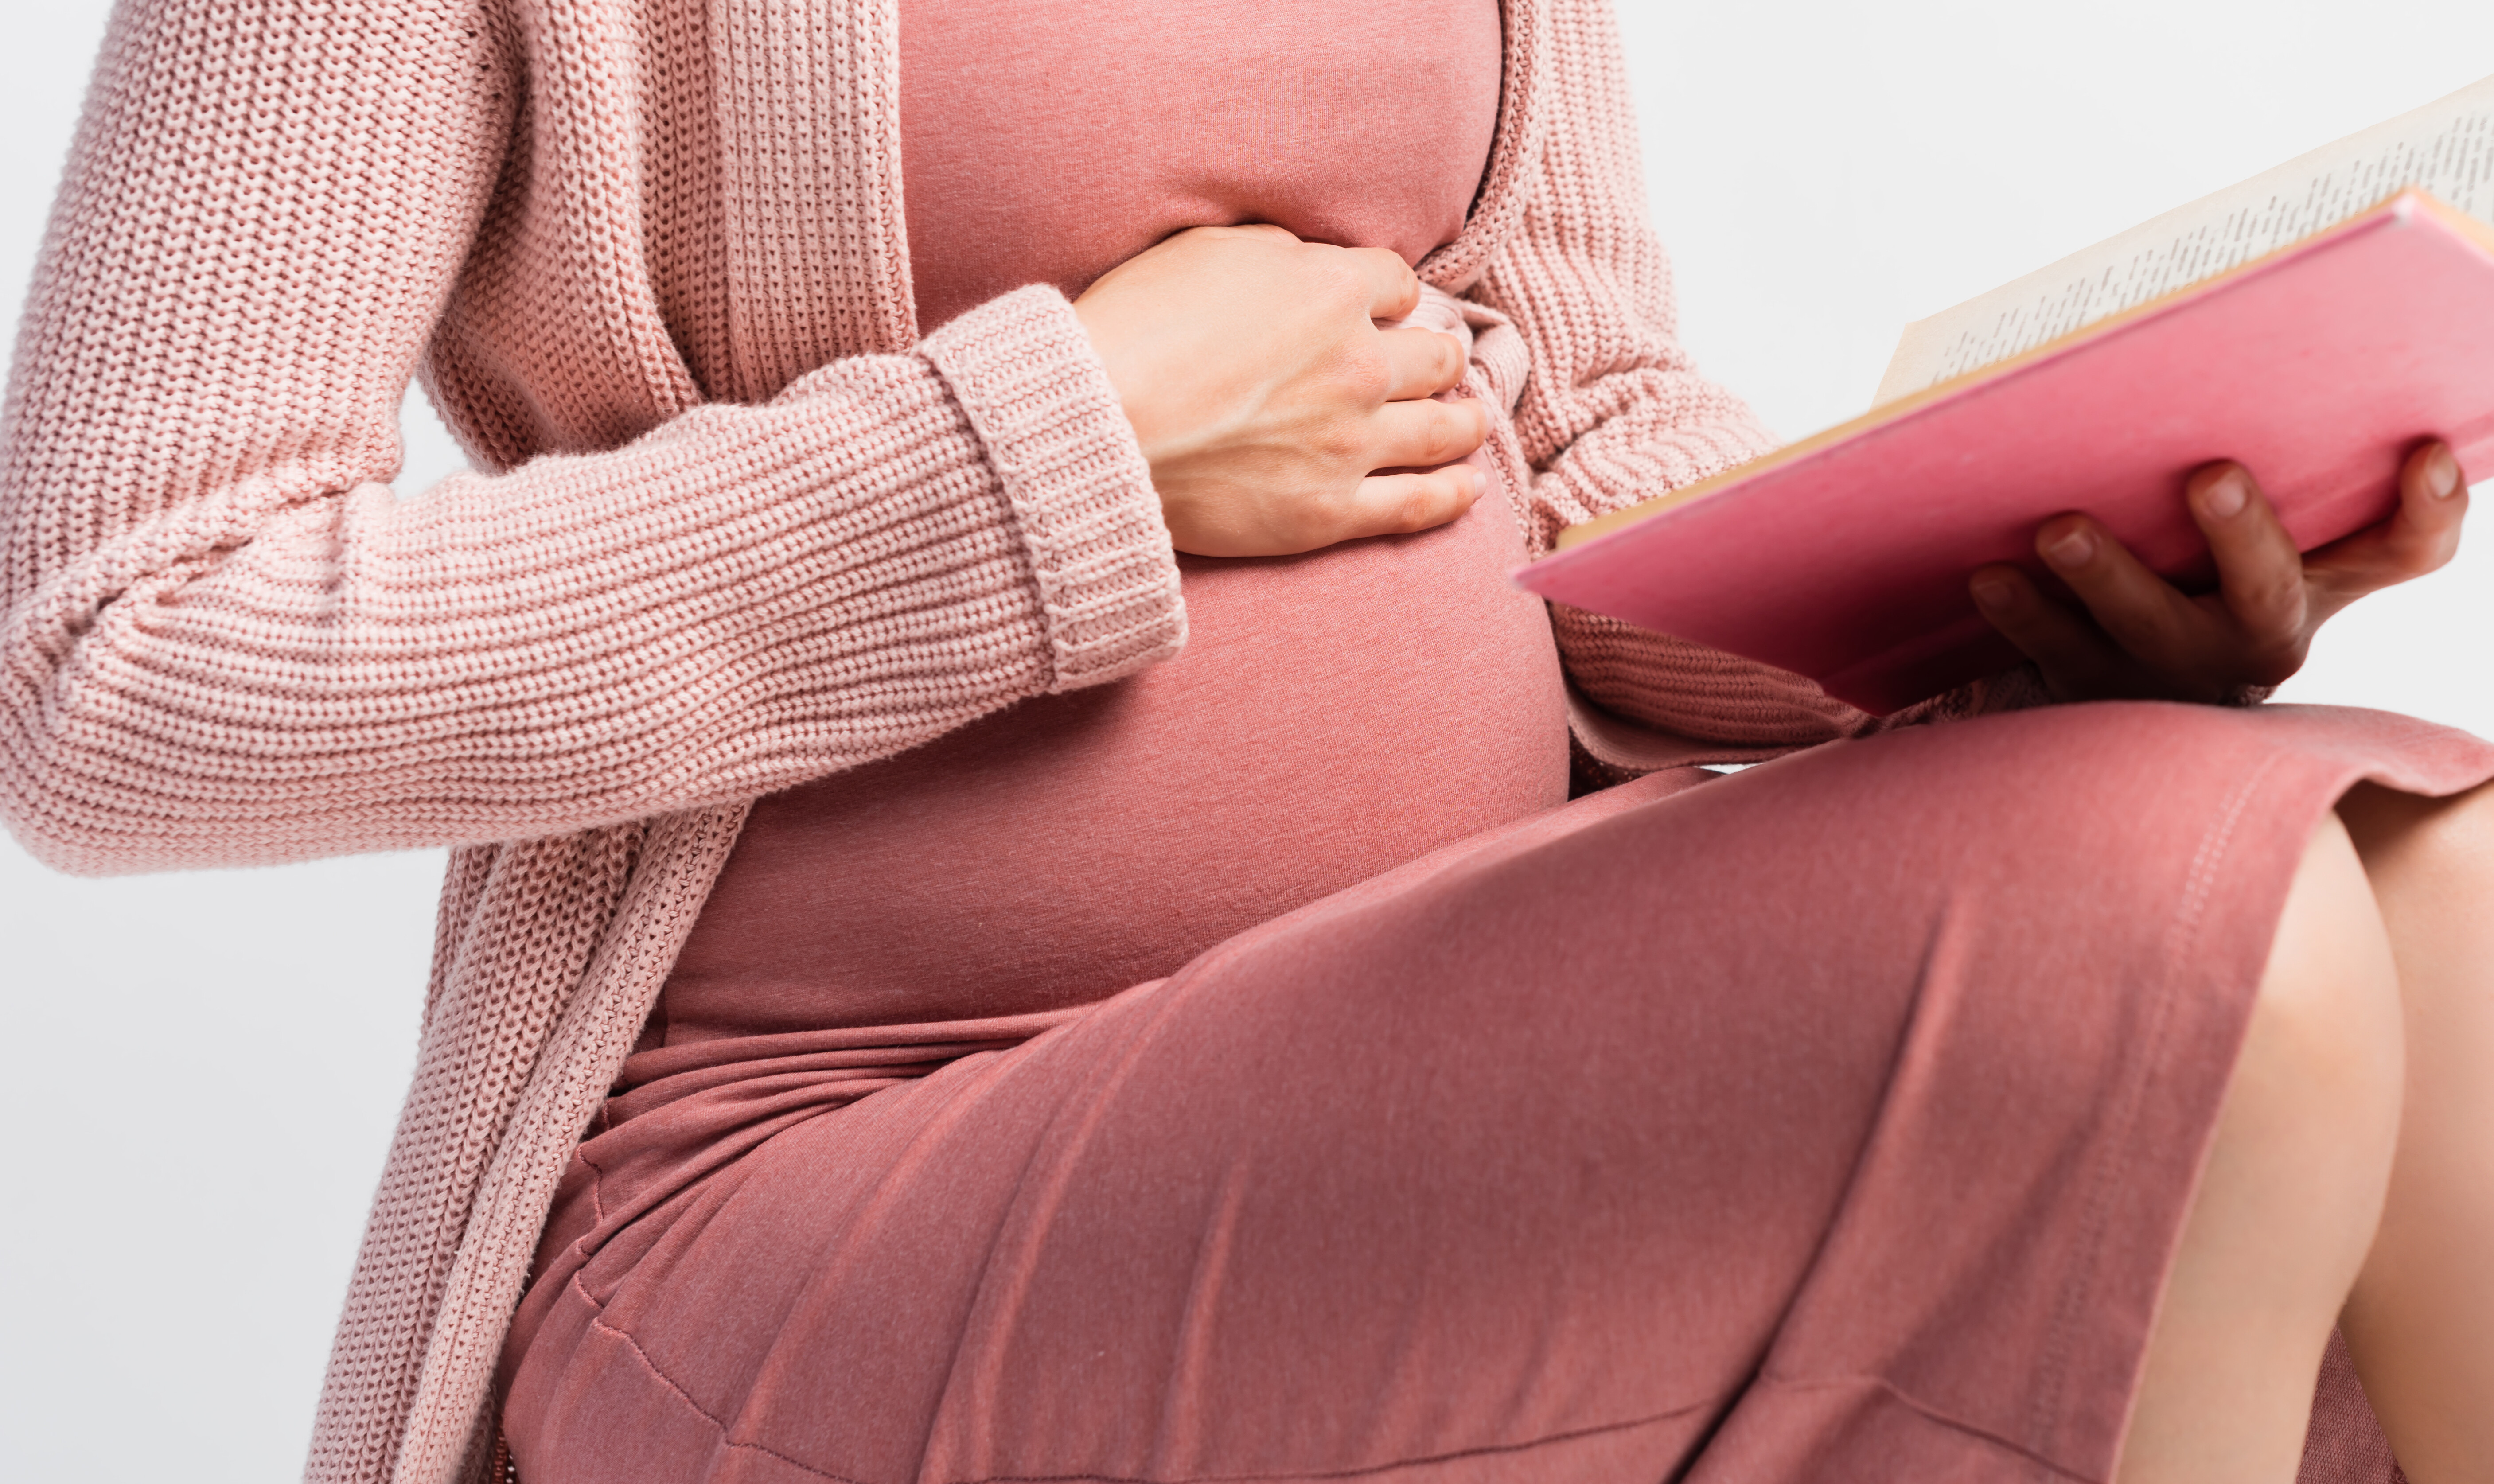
[4,2,2489,1482]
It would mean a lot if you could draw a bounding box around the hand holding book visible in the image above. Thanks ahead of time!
[1516,76,2494,715]
[1970,444,2467,705]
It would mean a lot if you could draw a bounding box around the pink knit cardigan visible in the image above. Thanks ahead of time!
[1,1,1948,1479]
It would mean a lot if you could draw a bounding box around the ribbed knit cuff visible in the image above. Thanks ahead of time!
[921,285,1186,692]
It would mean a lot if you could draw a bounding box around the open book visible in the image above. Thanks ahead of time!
[1516,76,2494,716]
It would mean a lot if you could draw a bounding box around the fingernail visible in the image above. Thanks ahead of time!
[1463,464,1488,495]
[2428,445,2463,498]
[2044,526,2095,569]
[1971,573,2018,611]
[2199,469,2248,519]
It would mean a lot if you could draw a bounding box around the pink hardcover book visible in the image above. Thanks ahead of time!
[1517,189,2494,714]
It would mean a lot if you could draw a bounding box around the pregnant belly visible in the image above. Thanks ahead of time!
[660,467,1570,1042]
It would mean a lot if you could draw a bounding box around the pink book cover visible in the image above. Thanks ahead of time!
[1515,191,2494,714]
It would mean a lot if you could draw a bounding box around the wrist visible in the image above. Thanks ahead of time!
[922,286,1186,689]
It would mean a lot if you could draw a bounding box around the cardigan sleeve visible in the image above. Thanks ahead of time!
[0,0,1182,875]
[1474,0,2004,754]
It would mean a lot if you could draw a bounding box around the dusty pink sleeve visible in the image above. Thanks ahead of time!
[1477,0,1997,751]
[0,0,1181,876]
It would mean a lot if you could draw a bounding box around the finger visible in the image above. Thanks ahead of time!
[1341,245,1422,320]
[1366,394,1490,471]
[1376,328,1468,401]
[2032,512,2231,676]
[1335,464,1486,542]
[2183,462,2308,645]
[2304,441,2468,612]
[1968,564,2133,701]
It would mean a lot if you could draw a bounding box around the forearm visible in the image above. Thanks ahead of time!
[0,0,1181,871]
[1,288,1180,872]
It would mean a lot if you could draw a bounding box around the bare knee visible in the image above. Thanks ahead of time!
[2120,815,2410,1484]
[2237,812,2405,1138]
[2163,813,2403,1349]
[2214,812,2405,1229]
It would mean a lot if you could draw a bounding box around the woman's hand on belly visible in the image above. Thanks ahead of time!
[1074,225,1490,557]
[1967,441,2469,703]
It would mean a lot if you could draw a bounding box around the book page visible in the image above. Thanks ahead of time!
[1876,75,2494,403]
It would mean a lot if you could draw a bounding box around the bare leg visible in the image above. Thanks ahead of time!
[2337,780,2494,1484]
[2117,812,2407,1484]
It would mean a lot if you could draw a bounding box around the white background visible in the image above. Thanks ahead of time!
[4,2,2490,1478]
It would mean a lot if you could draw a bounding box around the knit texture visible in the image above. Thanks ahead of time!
[3,1,1995,1480]
[1,0,1181,875]
[1457,0,1985,748]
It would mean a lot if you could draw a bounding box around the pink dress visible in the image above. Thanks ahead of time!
[492,4,2486,1481]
